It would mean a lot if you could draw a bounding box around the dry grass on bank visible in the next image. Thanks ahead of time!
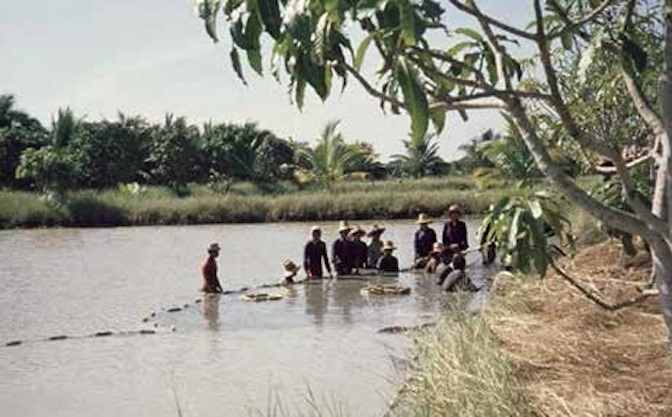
[397,313,535,417]
[489,240,672,417]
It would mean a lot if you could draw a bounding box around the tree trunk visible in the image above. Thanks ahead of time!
[650,238,672,347]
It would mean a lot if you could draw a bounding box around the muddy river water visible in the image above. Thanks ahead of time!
[0,219,492,417]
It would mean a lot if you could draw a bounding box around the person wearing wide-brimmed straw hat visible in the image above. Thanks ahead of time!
[414,213,437,267]
[201,243,224,293]
[367,224,386,268]
[332,220,355,275]
[349,226,368,270]
[303,225,332,279]
[377,240,399,273]
[282,259,301,284]
[442,204,469,255]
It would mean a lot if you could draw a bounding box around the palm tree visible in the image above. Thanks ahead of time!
[298,121,364,188]
[391,133,445,178]
[50,107,81,148]
[480,115,539,181]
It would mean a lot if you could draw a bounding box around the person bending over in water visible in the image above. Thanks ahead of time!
[201,243,224,293]
[425,242,453,274]
[304,226,332,280]
[440,254,477,292]
[282,259,301,284]
[377,241,400,273]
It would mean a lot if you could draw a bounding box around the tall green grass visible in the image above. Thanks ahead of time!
[0,176,515,229]
[396,313,534,417]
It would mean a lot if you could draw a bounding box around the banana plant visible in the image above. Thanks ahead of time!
[479,192,575,277]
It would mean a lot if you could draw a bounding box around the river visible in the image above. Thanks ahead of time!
[0,219,491,417]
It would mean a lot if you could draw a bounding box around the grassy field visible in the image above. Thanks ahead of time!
[0,176,514,229]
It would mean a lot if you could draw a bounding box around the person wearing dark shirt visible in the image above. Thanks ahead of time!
[414,213,437,267]
[201,243,223,293]
[349,226,368,270]
[332,220,354,275]
[367,224,386,268]
[303,226,332,279]
[442,204,469,254]
[377,240,400,273]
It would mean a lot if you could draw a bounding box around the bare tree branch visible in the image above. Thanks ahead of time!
[342,63,405,109]
[595,153,652,173]
[547,0,617,41]
[551,261,655,311]
[446,0,538,41]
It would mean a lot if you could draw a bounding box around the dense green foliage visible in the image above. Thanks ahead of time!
[0,95,465,194]
[480,191,575,277]
[0,95,47,188]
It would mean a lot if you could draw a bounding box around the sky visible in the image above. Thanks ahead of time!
[0,0,532,161]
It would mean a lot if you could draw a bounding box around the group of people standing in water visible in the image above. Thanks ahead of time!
[201,204,475,293]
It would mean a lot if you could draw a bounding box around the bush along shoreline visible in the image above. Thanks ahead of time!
[0,178,512,229]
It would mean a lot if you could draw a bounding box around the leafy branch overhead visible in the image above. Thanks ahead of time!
[195,0,540,141]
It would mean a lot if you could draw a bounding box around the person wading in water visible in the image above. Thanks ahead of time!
[303,226,332,280]
[377,240,400,273]
[349,226,368,272]
[332,221,354,276]
[201,243,224,293]
[442,204,469,256]
[413,213,437,269]
[367,224,386,268]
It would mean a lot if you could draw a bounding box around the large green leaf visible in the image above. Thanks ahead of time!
[508,207,522,249]
[230,48,248,85]
[455,27,483,43]
[355,34,374,71]
[398,0,416,45]
[199,0,222,42]
[257,0,282,39]
[528,199,543,219]
[396,59,429,143]
[429,107,446,135]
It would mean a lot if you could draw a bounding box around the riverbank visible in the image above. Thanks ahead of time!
[0,176,511,229]
[397,237,671,417]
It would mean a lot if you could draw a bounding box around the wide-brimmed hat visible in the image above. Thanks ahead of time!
[382,240,397,251]
[432,242,445,253]
[282,259,301,277]
[349,226,366,237]
[416,213,433,224]
[208,243,221,252]
[310,225,322,233]
[367,224,386,237]
[338,220,352,232]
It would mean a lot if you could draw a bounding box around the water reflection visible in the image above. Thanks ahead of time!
[304,282,328,326]
[202,294,221,330]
